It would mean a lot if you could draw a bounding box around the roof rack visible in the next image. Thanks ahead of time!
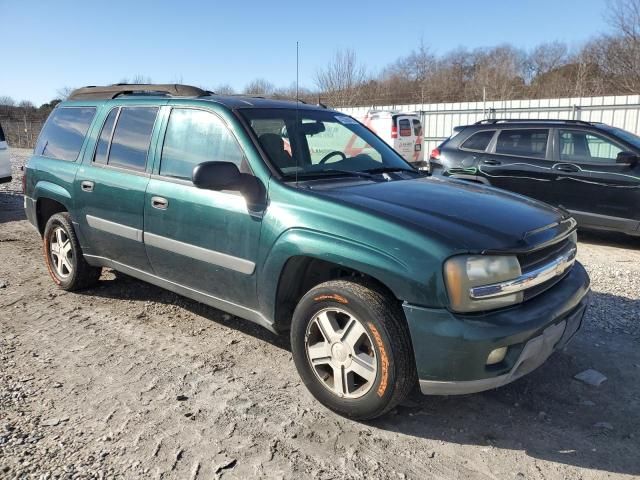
[475,118,592,126]
[223,93,309,104]
[68,84,214,100]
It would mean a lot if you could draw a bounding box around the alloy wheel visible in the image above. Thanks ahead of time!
[49,226,73,278]
[305,308,377,399]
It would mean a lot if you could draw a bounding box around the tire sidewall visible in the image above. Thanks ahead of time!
[43,214,80,289]
[291,284,399,418]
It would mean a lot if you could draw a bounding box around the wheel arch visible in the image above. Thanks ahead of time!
[271,255,399,332]
[36,197,69,235]
[259,228,421,333]
[33,181,73,235]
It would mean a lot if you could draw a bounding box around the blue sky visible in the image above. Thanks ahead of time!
[1,0,610,106]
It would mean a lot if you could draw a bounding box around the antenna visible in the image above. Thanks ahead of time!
[295,41,299,187]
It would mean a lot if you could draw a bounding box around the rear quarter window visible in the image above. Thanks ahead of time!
[34,107,96,161]
[461,130,495,151]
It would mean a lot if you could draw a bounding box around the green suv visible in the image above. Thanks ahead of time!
[24,84,590,419]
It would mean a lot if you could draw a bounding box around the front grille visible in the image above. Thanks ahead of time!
[522,271,569,301]
[518,236,572,272]
[518,236,576,301]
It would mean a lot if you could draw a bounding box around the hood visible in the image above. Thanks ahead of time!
[312,176,573,252]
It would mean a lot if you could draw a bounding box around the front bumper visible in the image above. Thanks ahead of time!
[403,261,590,395]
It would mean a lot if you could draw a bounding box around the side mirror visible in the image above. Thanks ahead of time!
[192,161,264,205]
[616,151,639,166]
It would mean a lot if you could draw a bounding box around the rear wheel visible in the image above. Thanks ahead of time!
[43,212,101,291]
[290,280,417,420]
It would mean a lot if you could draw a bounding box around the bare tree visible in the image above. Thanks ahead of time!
[382,40,437,103]
[18,100,36,110]
[315,49,366,106]
[608,0,640,40]
[527,42,569,79]
[469,45,527,101]
[56,87,76,100]
[118,75,153,84]
[215,84,236,95]
[0,96,15,106]
[599,0,640,92]
[243,78,275,96]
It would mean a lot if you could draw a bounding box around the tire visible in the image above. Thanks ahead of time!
[43,212,101,291]
[290,280,417,420]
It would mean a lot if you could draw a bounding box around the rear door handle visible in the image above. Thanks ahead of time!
[151,196,168,210]
[554,163,580,173]
[81,181,94,192]
[482,159,501,166]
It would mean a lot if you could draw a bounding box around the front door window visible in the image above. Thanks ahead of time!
[559,130,623,163]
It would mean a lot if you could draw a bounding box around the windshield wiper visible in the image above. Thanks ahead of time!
[292,169,376,180]
[363,166,417,174]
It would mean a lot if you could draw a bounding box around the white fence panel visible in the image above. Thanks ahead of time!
[338,95,640,153]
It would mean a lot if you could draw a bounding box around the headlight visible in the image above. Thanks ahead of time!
[444,255,522,312]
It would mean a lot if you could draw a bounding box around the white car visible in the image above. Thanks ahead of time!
[0,122,11,183]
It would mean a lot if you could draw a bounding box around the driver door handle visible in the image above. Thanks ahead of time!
[554,163,580,173]
[81,180,94,192]
[151,196,168,210]
[482,159,501,166]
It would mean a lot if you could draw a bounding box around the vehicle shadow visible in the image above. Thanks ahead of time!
[0,192,26,224]
[578,229,640,251]
[370,290,640,476]
[79,269,291,352]
[79,270,639,475]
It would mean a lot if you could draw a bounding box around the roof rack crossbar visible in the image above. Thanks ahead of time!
[68,84,214,101]
[474,118,592,126]
[224,93,308,104]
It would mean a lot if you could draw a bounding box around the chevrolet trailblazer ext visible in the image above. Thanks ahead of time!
[24,84,590,419]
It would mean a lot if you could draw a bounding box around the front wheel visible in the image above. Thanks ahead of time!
[290,280,417,420]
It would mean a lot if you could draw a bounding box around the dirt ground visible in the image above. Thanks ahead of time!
[1,149,639,479]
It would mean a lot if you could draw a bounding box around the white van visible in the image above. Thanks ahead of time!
[0,122,11,184]
[355,110,426,168]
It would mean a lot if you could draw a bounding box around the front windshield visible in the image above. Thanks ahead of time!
[240,108,415,178]
[600,125,640,150]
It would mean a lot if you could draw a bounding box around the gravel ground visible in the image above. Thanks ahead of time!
[1,148,639,479]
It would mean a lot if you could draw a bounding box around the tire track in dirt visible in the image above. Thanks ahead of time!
[2,182,640,479]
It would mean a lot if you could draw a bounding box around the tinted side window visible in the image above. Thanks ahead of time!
[93,108,119,164]
[399,119,411,137]
[160,108,244,180]
[496,129,548,159]
[0,123,5,142]
[559,130,623,163]
[34,107,96,161]
[461,130,495,151]
[108,107,158,171]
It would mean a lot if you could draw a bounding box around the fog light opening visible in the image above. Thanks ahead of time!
[486,347,508,366]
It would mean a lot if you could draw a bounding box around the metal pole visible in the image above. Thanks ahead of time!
[483,87,486,118]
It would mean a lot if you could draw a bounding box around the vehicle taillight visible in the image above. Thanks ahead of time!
[430,148,441,160]
[391,125,398,139]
